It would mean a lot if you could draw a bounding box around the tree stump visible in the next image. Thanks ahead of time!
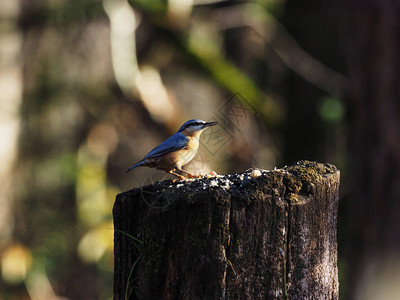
[113,160,339,300]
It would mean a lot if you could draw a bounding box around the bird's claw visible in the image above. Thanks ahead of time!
[169,170,185,180]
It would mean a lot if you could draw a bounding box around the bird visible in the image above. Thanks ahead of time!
[126,119,218,179]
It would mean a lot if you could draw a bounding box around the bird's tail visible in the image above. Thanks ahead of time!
[126,160,145,173]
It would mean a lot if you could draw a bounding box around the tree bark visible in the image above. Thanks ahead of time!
[113,161,339,300]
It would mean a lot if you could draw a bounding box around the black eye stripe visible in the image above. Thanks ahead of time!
[185,122,203,128]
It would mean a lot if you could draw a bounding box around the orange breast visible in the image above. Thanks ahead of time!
[143,136,200,171]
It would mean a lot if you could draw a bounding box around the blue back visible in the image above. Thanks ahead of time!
[144,132,189,158]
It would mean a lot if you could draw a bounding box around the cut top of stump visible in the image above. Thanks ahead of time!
[117,160,338,209]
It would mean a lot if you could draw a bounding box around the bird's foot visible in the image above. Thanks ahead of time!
[178,169,201,179]
[169,170,185,180]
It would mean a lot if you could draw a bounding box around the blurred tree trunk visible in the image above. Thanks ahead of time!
[346,1,400,299]
[282,0,342,163]
[14,1,101,298]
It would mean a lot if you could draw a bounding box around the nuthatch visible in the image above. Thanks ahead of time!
[126,119,218,179]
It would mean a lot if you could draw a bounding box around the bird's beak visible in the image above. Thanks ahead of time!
[203,121,218,128]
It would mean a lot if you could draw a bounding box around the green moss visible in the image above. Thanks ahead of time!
[283,175,302,194]
[285,160,336,183]
[264,172,284,189]
[282,160,337,204]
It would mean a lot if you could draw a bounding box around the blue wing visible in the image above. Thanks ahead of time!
[144,133,189,159]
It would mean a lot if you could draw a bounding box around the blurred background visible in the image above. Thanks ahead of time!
[1,0,399,299]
